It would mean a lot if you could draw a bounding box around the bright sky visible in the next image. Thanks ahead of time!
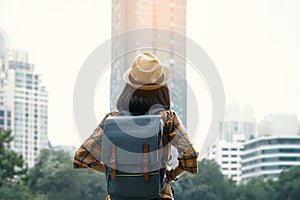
[0,0,299,147]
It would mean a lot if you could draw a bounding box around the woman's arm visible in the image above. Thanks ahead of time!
[167,111,199,180]
[73,112,119,173]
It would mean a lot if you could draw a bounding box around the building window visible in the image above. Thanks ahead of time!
[26,74,32,79]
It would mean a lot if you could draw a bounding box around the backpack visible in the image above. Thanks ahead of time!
[101,114,166,199]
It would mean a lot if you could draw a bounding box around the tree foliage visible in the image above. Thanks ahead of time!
[172,159,300,200]
[26,149,107,200]
[173,159,237,200]
[0,129,30,199]
[274,166,300,200]
[0,129,27,185]
[236,177,276,200]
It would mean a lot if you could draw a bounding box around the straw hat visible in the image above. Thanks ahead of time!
[123,52,171,90]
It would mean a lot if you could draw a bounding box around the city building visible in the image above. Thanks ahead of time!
[110,0,187,125]
[0,109,12,132]
[258,113,298,137]
[241,114,300,182]
[0,29,49,168]
[221,103,257,142]
[241,135,300,182]
[209,140,244,183]
[0,108,12,150]
[209,103,257,183]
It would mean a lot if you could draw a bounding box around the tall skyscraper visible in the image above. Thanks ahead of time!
[110,0,187,125]
[0,30,49,168]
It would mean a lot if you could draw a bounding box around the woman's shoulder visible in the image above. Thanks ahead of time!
[107,111,120,117]
[100,111,121,121]
[98,111,120,127]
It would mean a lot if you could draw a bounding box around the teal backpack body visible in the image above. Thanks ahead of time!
[101,114,167,199]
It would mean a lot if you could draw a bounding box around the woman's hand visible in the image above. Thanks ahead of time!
[166,167,178,182]
[166,168,173,183]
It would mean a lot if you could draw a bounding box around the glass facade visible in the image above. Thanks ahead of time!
[241,136,300,182]
[245,138,300,150]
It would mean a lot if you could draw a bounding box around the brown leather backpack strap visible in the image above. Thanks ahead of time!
[143,144,149,182]
[110,144,117,181]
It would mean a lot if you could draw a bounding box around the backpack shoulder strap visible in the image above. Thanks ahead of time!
[143,144,150,182]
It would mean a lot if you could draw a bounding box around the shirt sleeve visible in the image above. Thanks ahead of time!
[166,111,199,175]
[73,112,119,173]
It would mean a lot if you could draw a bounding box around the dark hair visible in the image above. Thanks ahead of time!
[117,84,170,115]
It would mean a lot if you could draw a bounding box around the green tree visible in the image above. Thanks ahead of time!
[236,177,275,200]
[0,181,32,200]
[172,159,238,200]
[26,149,107,200]
[0,129,27,185]
[0,129,30,200]
[275,166,300,200]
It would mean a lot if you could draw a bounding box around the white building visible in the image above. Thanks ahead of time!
[209,140,244,183]
[0,30,49,168]
[241,135,300,182]
[0,108,11,130]
[209,103,256,183]
[241,114,300,182]
[6,50,49,168]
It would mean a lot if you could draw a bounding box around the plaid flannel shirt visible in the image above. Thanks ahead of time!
[74,110,199,200]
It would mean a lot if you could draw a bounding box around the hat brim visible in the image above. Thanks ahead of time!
[123,65,171,90]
